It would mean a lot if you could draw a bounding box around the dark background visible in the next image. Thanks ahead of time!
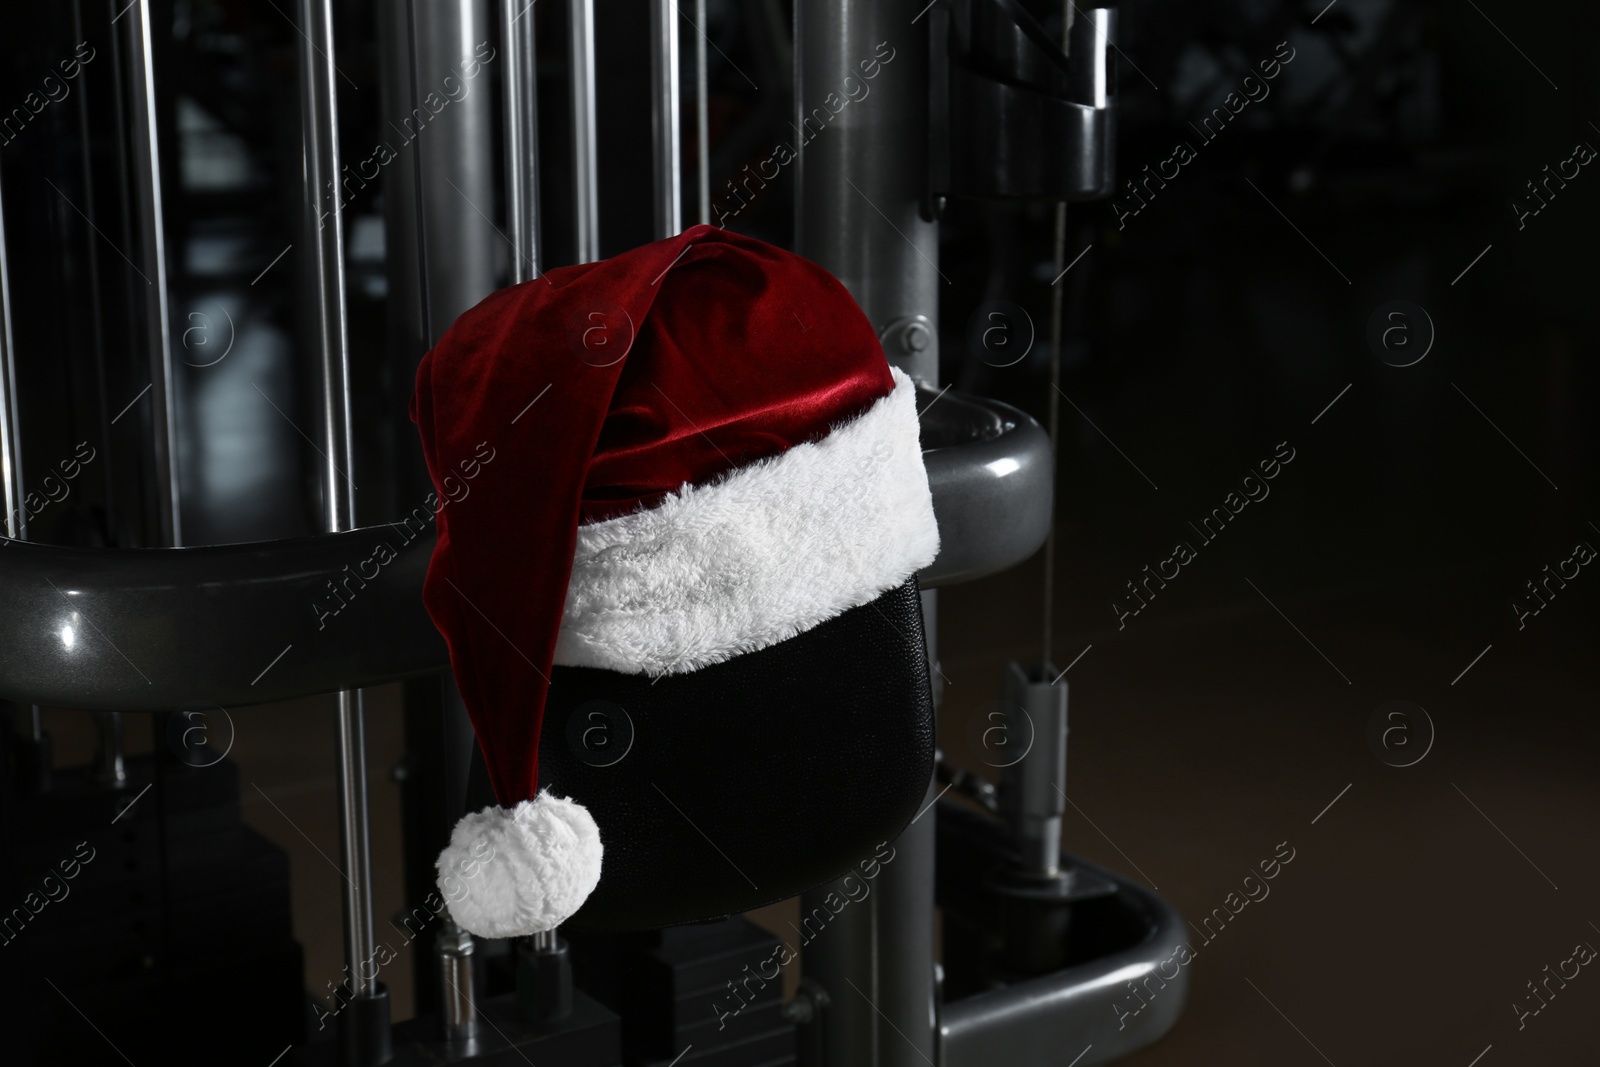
[1,0,1596,1063]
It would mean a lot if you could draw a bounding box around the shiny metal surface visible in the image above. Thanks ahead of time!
[650,0,682,239]
[94,711,128,787]
[999,661,1066,876]
[437,921,480,1044]
[918,387,1053,589]
[415,0,498,332]
[1071,8,1115,109]
[795,0,938,384]
[939,857,1189,1066]
[937,2,1117,201]
[502,0,542,283]
[124,0,182,546]
[376,0,431,358]
[297,0,380,1013]
[300,18,355,534]
[0,529,443,712]
[569,0,600,261]
[694,0,710,224]
[0,153,21,541]
[0,385,1041,714]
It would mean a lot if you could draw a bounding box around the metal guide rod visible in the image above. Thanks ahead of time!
[650,0,683,239]
[0,167,39,745]
[695,0,710,224]
[503,0,542,283]
[414,0,497,337]
[569,0,600,261]
[125,0,182,546]
[296,0,380,1016]
[646,0,678,238]
[1041,0,1070,669]
[795,0,939,384]
[0,156,20,543]
[437,920,479,1043]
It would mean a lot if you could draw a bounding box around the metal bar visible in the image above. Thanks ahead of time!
[650,0,682,238]
[569,0,600,260]
[414,0,497,333]
[0,151,42,746]
[437,920,479,1044]
[1042,1,1070,669]
[503,0,542,282]
[124,0,181,546]
[795,3,939,1064]
[380,0,434,353]
[296,0,380,1028]
[938,859,1189,1066]
[694,0,710,224]
[1000,662,1066,877]
[382,0,496,1026]
[0,528,445,712]
[69,0,118,547]
[0,156,22,543]
[795,0,939,384]
[299,16,354,533]
[94,712,128,786]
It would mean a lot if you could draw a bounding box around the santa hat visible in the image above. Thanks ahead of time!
[410,224,939,938]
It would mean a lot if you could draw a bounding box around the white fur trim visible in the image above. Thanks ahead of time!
[437,791,602,938]
[554,367,939,676]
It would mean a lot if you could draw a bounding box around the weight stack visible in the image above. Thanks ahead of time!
[2,749,304,1066]
[568,917,798,1067]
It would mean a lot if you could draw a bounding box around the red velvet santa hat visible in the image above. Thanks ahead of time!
[410,224,939,938]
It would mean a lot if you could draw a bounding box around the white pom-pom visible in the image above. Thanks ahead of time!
[436,790,603,938]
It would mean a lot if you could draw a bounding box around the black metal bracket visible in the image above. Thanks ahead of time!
[931,0,1118,203]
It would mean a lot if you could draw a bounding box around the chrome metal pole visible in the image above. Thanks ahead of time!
[124,0,182,547]
[795,0,938,383]
[650,0,683,239]
[94,712,129,786]
[795,3,939,1065]
[569,0,600,260]
[297,0,380,1026]
[0,172,40,748]
[414,0,497,332]
[436,920,480,1045]
[694,0,709,225]
[0,153,21,544]
[502,0,542,282]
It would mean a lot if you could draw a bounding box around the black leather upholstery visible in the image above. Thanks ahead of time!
[465,578,935,931]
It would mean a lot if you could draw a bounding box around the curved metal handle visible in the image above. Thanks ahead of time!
[918,389,1054,589]
[0,527,446,712]
[0,390,1048,711]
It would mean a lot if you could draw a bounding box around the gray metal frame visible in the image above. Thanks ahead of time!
[0,4,1167,1064]
[938,857,1190,1067]
[794,3,942,1064]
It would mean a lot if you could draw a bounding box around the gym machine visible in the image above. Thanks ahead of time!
[0,1,1186,1064]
